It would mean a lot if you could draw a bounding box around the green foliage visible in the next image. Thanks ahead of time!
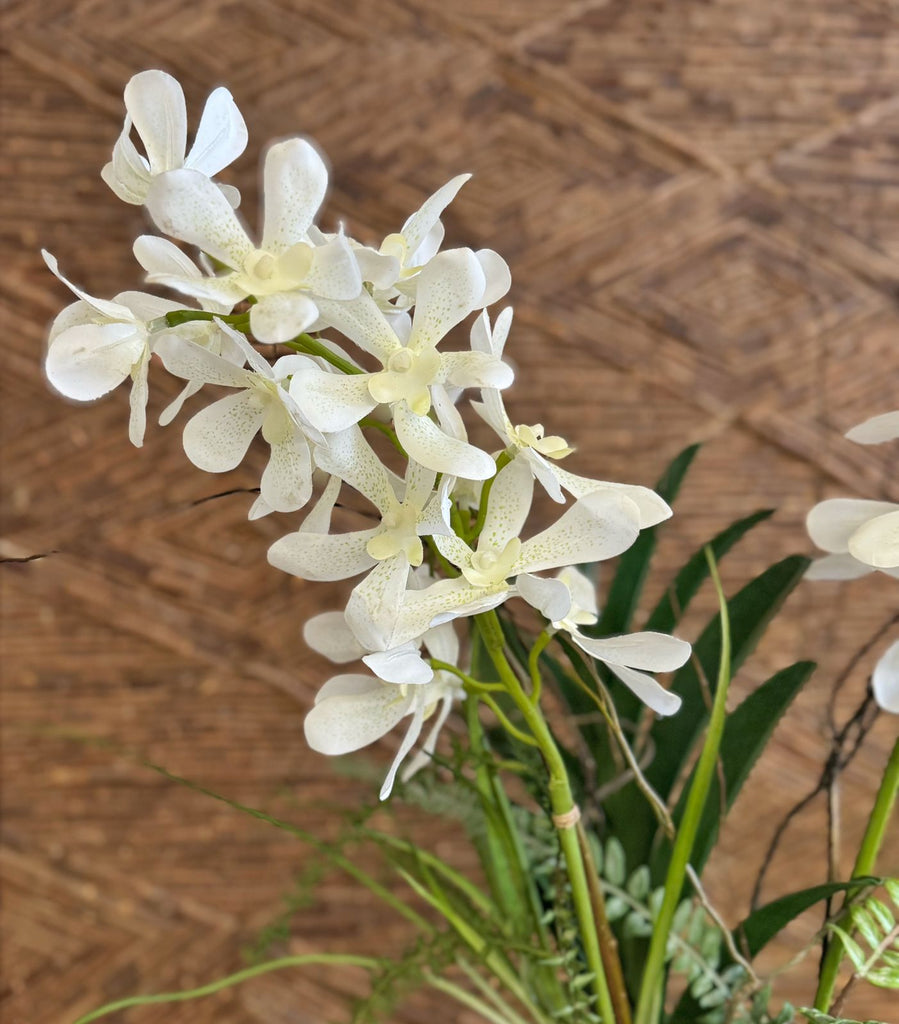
[823,881,899,991]
[799,1010,887,1024]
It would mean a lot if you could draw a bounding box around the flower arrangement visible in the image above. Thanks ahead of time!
[43,71,898,1024]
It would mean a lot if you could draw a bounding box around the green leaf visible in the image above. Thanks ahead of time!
[652,659,816,883]
[594,444,700,638]
[606,556,811,867]
[737,878,884,958]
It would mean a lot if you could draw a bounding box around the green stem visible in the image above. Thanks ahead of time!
[814,733,899,1011]
[475,609,619,1023]
[73,954,381,1023]
[163,309,250,329]
[283,333,363,375]
[528,630,553,705]
[634,548,732,1024]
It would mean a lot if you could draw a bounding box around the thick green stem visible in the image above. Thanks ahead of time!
[634,548,732,1024]
[475,609,619,1023]
[814,734,899,1011]
[163,308,251,329]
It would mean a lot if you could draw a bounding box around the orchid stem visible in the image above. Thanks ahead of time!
[476,608,619,1023]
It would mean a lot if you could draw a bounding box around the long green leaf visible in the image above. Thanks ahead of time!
[603,555,810,866]
[738,878,884,959]
[594,444,700,638]
[652,659,817,882]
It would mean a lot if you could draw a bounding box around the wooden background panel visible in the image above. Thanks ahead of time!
[2,1,898,1021]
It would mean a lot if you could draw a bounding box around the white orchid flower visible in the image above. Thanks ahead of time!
[352,174,509,313]
[42,251,192,447]
[872,640,899,714]
[268,429,455,650]
[372,458,641,650]
[132,235,246,426]
[303,566,451,687]
[154,322,319,515]
[806,498,899,578]
[845,411,899,445]
[290,249,511,480]
[304,620,464,800]
[144,138,362,344]
[545,566,688,717]
[470,310,671,525]
[102,70,247,207]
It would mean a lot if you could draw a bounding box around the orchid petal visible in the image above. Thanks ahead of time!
[393,577,509,647]
[154,333,250,388]
[572,631,691,672]
[346,555,412,651]
[554,466,672,529]
[182,389,264,472]
[123,70,187,172]
[845,411,899,445]
[515,573,572,622]
[481,458,534,549]
[380,707,426,800]
[261,138,328,252]
[848,509,899,568]
[46,322,145,400]
[260,429,313,513]
[134,234,203,280]
[872,641,899,714]
[304,611,366,663]
[101,119,151,204]
[475,249,512,306]
[249,291,318,344]
[159,379,202,427]
[304,677,412,755]
[401,692,454,783]
[268,527,377,582]
[805,553,874,581]
[410,249,486,349]
[290,364,377,435]
[113,290,181,322]
[42,251,135,322]
[363,644,434,685]
[519,491,640,574]
[402,174,470,257]
[128,350,150,448]
[606,663,682,717]
[394,405,496,480]
[314,426,393,513]
[145,168,253,269]
[441,351,514,390]
[807,498,898,553]
[314,291,400,364]
[186,86,248,176]
[305,234,362,300]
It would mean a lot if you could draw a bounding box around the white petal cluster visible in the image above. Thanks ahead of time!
[43,70,690,798]
[806,410,899,577]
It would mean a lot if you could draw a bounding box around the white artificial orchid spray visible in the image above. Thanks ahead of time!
[41,66,690,819]
[59,70,899,1024]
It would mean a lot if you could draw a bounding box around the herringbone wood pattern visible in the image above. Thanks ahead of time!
[2,2,898,1021]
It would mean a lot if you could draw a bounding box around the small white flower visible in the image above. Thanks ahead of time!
[154,323,318,515]
[303,621,463,800]
[872,640,899,714]
[546,567,688,717]
[102,70,247,207]
[806,498,899,578]
[42,251,188,447]
[381,458,642,649]
[144,138,361,343]
[292,250,512,480]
